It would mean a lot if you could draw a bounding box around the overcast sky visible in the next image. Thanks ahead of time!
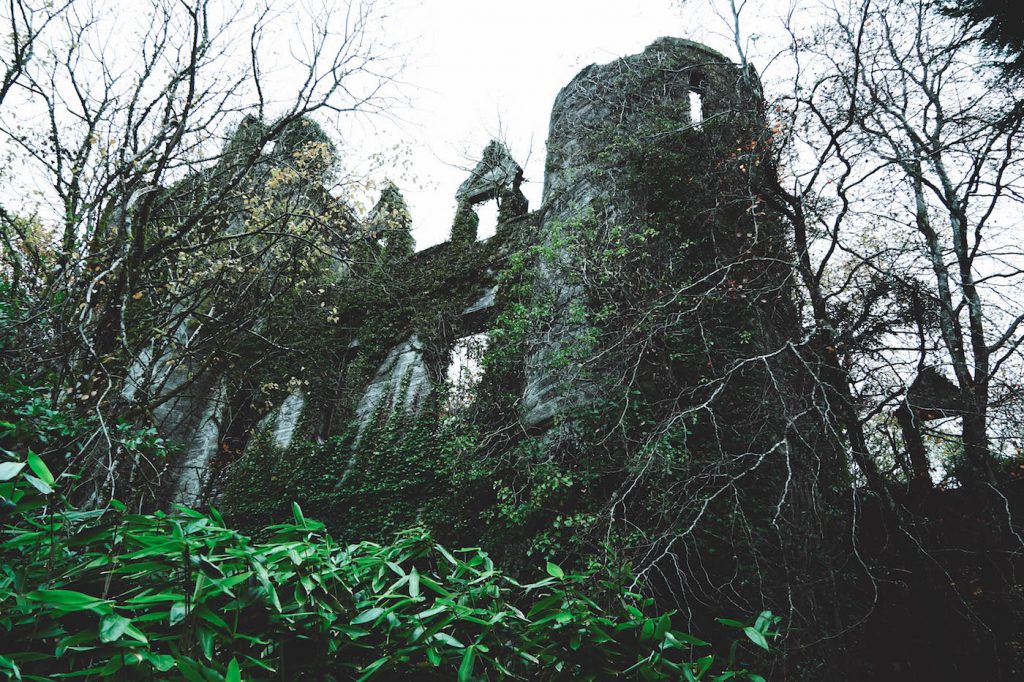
[357,0,749,250]
[2,0,787,251]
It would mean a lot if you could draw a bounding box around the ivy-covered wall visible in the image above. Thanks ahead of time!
[200,40,848,669]
[219,192,537,539]
[32,33,1019,682]
[207,37,792,571]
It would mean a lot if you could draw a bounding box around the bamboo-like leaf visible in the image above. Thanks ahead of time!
[226,658,242,682]
[458,646,476,682]
[0,462,25,481]
[23,474,52,495]
[546,561,565,579]
[26,589,110,613]
[99,614,131,643]
[26,451,54,487]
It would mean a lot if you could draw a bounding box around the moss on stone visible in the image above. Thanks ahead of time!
[450,200,479,243]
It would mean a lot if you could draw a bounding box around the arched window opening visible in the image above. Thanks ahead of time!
[689,72,705,127]
[442,332,490,415]
[476,201,499,241]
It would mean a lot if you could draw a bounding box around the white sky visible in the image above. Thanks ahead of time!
[2,0,794,249]
[354,0,749,250]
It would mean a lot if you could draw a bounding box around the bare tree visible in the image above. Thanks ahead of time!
[0,0,403,503]
[757,0,1024,490]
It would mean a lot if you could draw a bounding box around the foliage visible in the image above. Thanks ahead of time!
[0,0,402,506]
[0,451,774,681]
[942,0,1024,79]
[0,285,775,680]
[370,182,415,261]
[219,226,506,536]
[0,286,170,505]
[6,3,1023,678]
[451,202,480,244]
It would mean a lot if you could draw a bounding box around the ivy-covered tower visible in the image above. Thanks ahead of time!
[522,37,768,427]
[512,38,847,669]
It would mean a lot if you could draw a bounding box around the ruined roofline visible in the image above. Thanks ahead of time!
[647,36,729,59]
[455,140,524,206]
[646,36,730,61]
[564,37,733,87]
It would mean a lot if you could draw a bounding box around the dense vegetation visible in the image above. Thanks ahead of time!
[2,0,1024,679]
[0,367,774,680]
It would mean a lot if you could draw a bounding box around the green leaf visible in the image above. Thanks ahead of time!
[418,575,452,597]
[291,502,305,526]
[176,657,209,682]
[754,610,773,632]
[545,561,565,579]
[669,630,710,647]
[144,653,175,672]
[409,567,420,598]
[743,626,769,651]
[458,646,476,682]
[352,607,384,625]
[356,655,389,681]
[23,474,52,495]
[434,544,459,566]
[197,626,214,659]
[716,618,745,629]
[126,592,183,605]
[26,589,109,613]
[27,451,54,487]
[123,623,149,644]
[433,632,465,649]
[226,658,241,682]
[0,654,21,680]
[99,613,132,643]
[0,462,25,481]
[169,602,187,626]
[655,613,671,640]
[196,605,229,630]
[189,554,225,578]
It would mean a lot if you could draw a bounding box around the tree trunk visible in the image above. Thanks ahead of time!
[894,401,933,493]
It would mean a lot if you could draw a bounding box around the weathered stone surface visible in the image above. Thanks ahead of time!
[353,334,431,438]
[369,181,414,259]
[455,140,523,205]
[521,37,734,428]
[162,38,758,508]
[462,285,497,315]
[169,380,227,506]
[120,310,232,505]
[271,390,306,449]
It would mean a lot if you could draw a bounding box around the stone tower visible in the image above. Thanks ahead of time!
[522,38,764,428]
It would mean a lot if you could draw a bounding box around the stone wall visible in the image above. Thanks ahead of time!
[523,38,743,427]
[150,38,794,550]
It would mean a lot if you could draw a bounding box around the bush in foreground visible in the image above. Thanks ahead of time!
[0,379,775,680]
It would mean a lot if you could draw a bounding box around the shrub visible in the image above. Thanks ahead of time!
[0,376,776,680]
[0,481,774,680]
